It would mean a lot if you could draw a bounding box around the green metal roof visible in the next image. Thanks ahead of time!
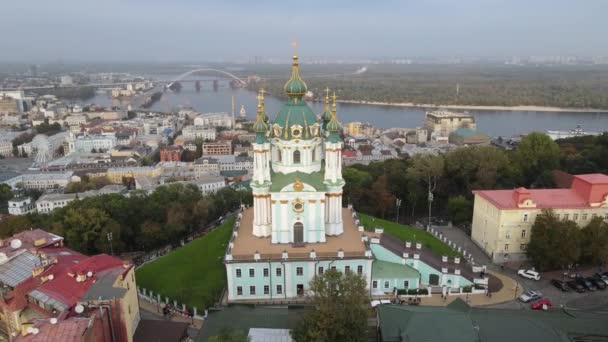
[271,99,319,140]
[198,305,308,342]
[451,128,477,137]
[372,260,420,280]
[378,299,608,342]
[283,56,308,97]
[270,170,326,192]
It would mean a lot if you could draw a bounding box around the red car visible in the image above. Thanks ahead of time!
[530,298,552,310]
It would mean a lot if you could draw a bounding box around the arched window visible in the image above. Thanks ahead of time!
[312,148,316,162]
[277,149,282,163]
[293,222,304,244]
[293,150,301,164]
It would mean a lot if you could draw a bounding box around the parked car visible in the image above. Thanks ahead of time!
[593,273,608,285]
[588,277,606,290]
[550,279,570,292]
[530,298,553,310]
[518,290,542,303]
[576,276,597,291]
[518,269,541,281]
[566,280,585,293]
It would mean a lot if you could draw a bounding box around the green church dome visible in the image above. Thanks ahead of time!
[283,55,308,97]
[271,55,320,141]
[253,90,269,143]
[271,99,319,140]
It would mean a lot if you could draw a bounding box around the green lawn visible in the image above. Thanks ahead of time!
[358,214,459,257]
[136,217,235,310]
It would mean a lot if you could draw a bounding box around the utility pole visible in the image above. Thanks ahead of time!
[427,174,434,231]
[107,232,113,255]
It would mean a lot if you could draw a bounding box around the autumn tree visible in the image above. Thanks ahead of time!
[527,210,580,271]
[291,269,369,342]
[580,217,608,266]
[515,132,560,187]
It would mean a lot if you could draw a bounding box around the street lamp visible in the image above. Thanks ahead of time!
[107,232,113,255]
[427,191,434,231]
[395,198,402,223]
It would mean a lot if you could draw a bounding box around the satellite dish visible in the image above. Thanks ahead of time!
[48,274,54,280]
[50,318,58,325]
[32,328,39,335]
[10,239,22,249]
[87,271,93,277]
[26,327,34,334]
[74,304,85,314]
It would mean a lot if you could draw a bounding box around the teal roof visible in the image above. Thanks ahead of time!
[378,299,608,342]
[283,56,308,97]
[372,260,420,280]
[198,305,308,342]
[270,170,326,192]
[451,128,476,137]
[271,99,319,140]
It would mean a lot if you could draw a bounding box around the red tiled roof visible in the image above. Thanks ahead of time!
[474,173,608,209]
[17,317,92,342]
[34,254,124,308]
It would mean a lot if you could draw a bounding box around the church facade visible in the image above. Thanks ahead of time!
[224,54,479,302]
[224,55,373,301]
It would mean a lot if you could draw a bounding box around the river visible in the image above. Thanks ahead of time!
[81,79,608,138]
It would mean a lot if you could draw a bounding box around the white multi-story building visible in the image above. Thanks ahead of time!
[0,140,13,157]
[182,125,217,140]
[7,197,35,215]
[74,134,117,153]
[194,155,253,178]
[36,185,127,213]
[176,175,226,195]
[193,112,233,128]
[5,172,74,190]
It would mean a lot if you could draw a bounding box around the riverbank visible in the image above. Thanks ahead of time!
[336,99,608,113]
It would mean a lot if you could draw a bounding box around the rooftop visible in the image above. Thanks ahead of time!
[229,207,368,261]
[372,260,420,280]
[474,173,608,209]
[378,299,608,342]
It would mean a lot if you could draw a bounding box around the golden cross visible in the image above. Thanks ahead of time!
[291,41,299,55]
[332,92,337,102]
[325,87,331,98]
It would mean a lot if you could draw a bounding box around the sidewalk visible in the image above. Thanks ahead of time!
[139,299,204,330]
[419,270,523,307]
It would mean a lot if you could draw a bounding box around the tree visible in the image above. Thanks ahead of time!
[580,217,608,266]
[515,132,560,187]
[291,269,369,342]
[208,328,249,342]
[447,196,472,225]
[527,210,580,271]
[406,154,444,222]
[369,175,395,219]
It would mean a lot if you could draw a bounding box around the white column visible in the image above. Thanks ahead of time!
[281,202,289,243]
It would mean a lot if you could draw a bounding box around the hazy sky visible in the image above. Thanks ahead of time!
[1,0,606,62]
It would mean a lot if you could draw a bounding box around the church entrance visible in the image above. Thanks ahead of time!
[293,222,304,244]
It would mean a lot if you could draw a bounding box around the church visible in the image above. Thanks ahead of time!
[224,54,480,302]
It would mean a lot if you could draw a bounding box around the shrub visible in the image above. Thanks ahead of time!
[462,286,472,293]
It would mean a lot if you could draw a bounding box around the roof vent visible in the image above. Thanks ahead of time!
[50,318,57,325]
[75,304,85,314]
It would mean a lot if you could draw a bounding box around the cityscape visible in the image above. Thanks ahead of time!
[1,1,608,342]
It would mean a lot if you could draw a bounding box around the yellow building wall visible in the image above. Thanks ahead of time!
[472,193,608,263]
[113,267,140,342]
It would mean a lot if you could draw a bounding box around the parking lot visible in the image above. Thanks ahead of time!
[489,267,608,311]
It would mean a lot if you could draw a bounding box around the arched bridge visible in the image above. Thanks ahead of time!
[167,69,247,88]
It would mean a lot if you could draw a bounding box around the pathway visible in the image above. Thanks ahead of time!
[419,270,523,307]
